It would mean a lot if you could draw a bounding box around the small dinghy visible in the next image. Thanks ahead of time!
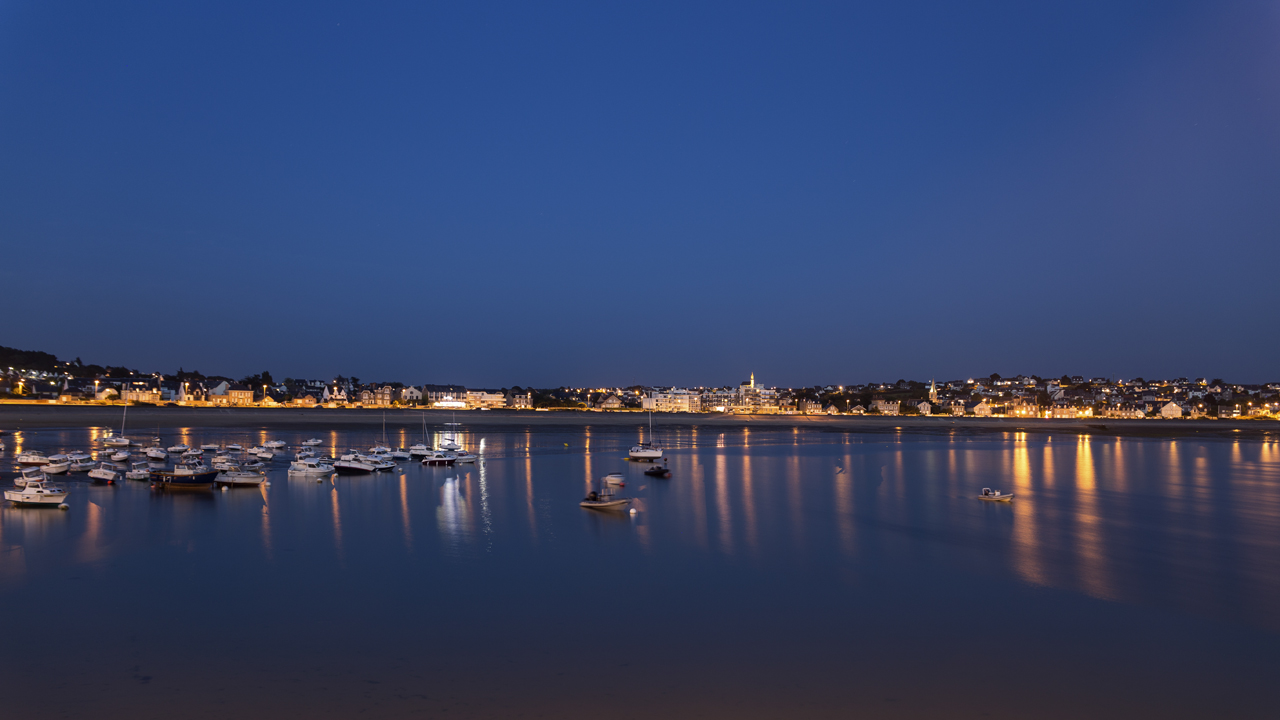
[978,488,1014,502]
[580,487,632,511]
[602,472,626,486]
[302,438,323,446]
[644,464,671,478]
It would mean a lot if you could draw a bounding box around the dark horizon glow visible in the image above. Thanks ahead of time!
[3,1,1278,386]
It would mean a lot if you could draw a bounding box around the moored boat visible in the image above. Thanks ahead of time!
[603,472,626,486]
[216,467,266,487]
[125,461,152,480]
[16,451,49,466]
[15,467,48,487]
[88,462,123,484]
[151,464,218,490]
[978,488,1014,502]
[580,487,632,511]
[289,457,336,475]
[5,479,68,507]
[146,447,168,461]
[333,457,376,474]
[420,451,456,466]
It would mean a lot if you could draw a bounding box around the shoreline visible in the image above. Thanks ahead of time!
[1,405,1277,441]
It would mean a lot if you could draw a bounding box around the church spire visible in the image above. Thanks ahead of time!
[750,372,755,389]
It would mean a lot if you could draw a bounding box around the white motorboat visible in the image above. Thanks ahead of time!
[408,443,431,457]
[333,457,376,474]
[389,449,412,460]
[211,454,234,464]
[200,443,220,451]
[15,467,47,487]
[125,461,152,480]
[216,467,266,487]
[67,451,91,462]
[167,444,189,454]
[369,445,393,455]
[256,450,274,460]
[146,447,168,461]
[580,487,632,511]
[602,472,626,486]
[289,457,336,475]
[294,448,316,460]
[16,451,49,466]
[302,438,323,446]
[182,448,203,458]
[241,460,265,470]
[43,460,70,475]
[110,450,131,462]
[452,451,477,463]
[227,443,243,451]
[5,479,68,506]
[978,488,1015,502]
[88,462,122,484]
[264,440,286,449]
[629,410,664,460]
[68,458,97,472]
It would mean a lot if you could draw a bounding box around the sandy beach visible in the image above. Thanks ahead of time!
[1,404,1276,441]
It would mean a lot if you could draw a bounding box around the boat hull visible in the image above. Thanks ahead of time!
[4,492,67,506]
[978,494,1014,502]
[150,470,218,490]
[580,499,632,511]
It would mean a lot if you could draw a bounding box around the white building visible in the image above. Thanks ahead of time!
[642,388,701,413]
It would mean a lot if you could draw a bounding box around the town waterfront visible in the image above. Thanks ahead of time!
[2,424,1279,718]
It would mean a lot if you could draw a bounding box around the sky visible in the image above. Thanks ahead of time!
[2,1,1278,387]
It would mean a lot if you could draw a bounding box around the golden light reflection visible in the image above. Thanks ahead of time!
[714,452,732,554]
[399,475,412,551]
[525,456,536,541]
[741,451,757,553]
[1009,441,1044,586]
[1073,437,1114,601]
[261,505,273,561]
[787,453,804,549]
[76,501,107,564]
[834,453,855,558]
[330,487,344,564]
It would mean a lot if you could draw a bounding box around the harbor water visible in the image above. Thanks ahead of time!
[1,425,1278,718]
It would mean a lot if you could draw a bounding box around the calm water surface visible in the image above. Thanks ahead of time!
[2,425,1279,718]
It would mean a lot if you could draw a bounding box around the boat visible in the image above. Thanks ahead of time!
[420,451,456,467]
[102,404,132,446]
[200,443,220,451]
[43,460,70,475]
[978,488,1014,502]
[603,472,626,486]
[580,486,632,511]
[289,457,336,475]
[150,464,218,490]
[226,443,243,451]
[256,450,274,460]
[264,440,286,449]
[211,453,234,464]
[629,410,663,460]
[408,443,431,457]
[333,457,376,474]
[5,479,68,507]
[67,451,91,462]
[88,462,122,484]
[16,451,49,466]
[389,449,412,460]
[146,447,168,461]
[125,461,152,480]
[452,450,477,463]
[68,458,97,473]
[643,463,671,478]
[167,444,189,454]
[302,438,323,446]
[215,467,266,487]
[110,450,131,462]
[15,467,47,487]
[241,460,265,470]
[182,448,203,458]
[440,411,463,452]
[294,448,316,460]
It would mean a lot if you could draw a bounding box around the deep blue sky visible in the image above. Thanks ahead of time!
[2,1,1277,387]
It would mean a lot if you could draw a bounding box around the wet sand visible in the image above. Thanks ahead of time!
[1,404,1277,440]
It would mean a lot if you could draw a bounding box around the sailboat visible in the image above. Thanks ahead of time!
[629,410,663,460]
[370,412,393,454]
[408,412,431,457]
[103,403,131,446]
[440,411,462,452]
